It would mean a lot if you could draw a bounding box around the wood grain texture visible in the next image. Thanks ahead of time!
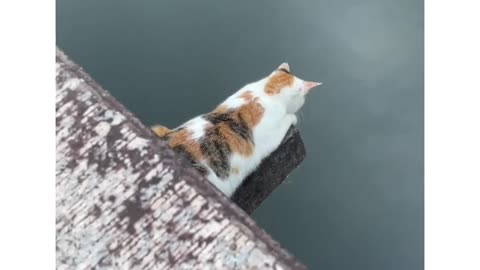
[56,48,306,270]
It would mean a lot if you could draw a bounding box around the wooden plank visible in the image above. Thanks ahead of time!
[56,48,306,270]
[232,127,305,214]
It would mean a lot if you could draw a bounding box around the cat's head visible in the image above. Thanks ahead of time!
[264,63,321,113]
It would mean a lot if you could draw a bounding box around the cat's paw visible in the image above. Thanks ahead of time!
[287,114,298,126]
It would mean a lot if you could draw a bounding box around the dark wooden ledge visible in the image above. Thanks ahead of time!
[232,126,305,214]
[56,47,306,269]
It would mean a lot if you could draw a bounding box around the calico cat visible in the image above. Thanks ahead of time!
[152,63,321,197]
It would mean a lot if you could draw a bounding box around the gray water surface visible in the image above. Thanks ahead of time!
[57,1,423,269]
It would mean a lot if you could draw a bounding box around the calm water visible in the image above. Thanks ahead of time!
[57,1,423,269]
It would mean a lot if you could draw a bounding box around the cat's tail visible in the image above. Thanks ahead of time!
[151,125,172,138]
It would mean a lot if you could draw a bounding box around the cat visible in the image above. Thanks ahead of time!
[152,63,321,197]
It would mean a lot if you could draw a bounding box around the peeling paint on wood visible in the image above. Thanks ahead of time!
[56,48,306,270]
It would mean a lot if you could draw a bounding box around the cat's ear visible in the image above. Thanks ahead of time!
[277,62,290,72]
[303,81,322,94]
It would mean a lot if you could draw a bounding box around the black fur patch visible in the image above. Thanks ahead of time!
[171,145,208,176]
[203,112,252,141]
[200,127,231,179]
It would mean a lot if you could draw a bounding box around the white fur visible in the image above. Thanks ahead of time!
[182,64,316,197]
[185,117,209,140]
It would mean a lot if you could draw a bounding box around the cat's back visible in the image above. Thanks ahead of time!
[159,83,291,196]
[165,88,266,165]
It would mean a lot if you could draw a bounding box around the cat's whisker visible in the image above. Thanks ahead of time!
[297,111,305,125]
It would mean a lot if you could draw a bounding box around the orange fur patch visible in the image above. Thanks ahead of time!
[237,98,265,128]
[167,129,203,160]
[152,125,171,137]
[215,99,263,157]
[264,71,294,95]
[205,92,265,158]
[239,91,254,101]
[213,105,229,114]
[217,123,254,156]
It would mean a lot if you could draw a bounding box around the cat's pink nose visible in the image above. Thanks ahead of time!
[303,81,322,94]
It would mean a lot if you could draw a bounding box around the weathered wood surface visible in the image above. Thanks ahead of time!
[56,48,306,270]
